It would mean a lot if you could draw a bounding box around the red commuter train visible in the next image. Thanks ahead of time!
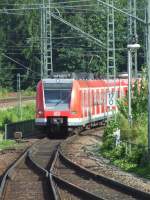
[35,73,128,133]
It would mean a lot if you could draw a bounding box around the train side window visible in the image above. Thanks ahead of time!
[125,88,128,96]
[96,90,99,105]
[114,90,119,99]
[92,90,94,106]
[118,89,120,99]
[120,88,123,97]
[88,90,90,108]
[85,90,88,107]
[100,91,104,105]
[94,90,97,105]
[81,90,84,106]
[84,90,86,108]
[99,90,101,105]
[100,91,102,105]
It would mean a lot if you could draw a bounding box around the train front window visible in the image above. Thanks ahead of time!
[44,89,71,105]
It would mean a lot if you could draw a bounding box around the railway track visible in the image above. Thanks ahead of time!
[51,149,150,200]
[0,96,35,109]
[0,96,35,104]
[0,129,150,200]
[0,137,63,200]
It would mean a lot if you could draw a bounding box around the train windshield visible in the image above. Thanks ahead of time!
[44,82,72,109]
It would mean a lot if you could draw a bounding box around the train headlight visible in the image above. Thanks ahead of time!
[71,111,77,114]
[38,110,43,115]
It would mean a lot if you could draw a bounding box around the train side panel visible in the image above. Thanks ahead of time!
[35,80,46,125]
[73,79,128,127]
[68,80,83,126]
[35,78,129,130]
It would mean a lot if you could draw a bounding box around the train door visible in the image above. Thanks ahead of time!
[81,89,87,124]
[104,89,107,118]
[91,89,94,116]
[94,89,97,116]
[88,88,92,123]
[98,89,101,115]
[85,89,88,119]
[96,89,99,115]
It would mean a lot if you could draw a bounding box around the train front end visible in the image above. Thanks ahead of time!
[35,78,73,133]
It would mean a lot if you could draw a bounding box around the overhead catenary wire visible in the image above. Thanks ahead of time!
[0,0,145,25]
[0,0,92,6]
[0,4,96,13]
[1,53,40,77]
[50,13,106,48]
[96,0,146,24]
[0,0,146,84]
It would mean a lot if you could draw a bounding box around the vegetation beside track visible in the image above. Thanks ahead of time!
[0,87,35,98]
[0,140,22,150]
[0,103,35,138]
[100,75,150,179]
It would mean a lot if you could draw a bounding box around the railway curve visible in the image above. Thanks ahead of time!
[0,137,63,200]
[0,128,150,200]
[51,149,150,200]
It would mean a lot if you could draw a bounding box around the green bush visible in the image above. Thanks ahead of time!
[125,145,145,164]
[0,87,11,98]
[0,103,35,133]
[22,87,35,96]
[102,119,118,150]
[101,76,149,175]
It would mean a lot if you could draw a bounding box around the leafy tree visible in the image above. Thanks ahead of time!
[0,0,146,90]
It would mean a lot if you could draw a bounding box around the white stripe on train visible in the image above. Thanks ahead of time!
[35,111,114,126]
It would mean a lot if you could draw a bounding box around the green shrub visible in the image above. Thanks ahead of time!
[0,140,21,150]
[0,87,11,98]
[102,119,118,150]
[125,145,145,164]
[22,87,35,96]
[0,103,35,134]
[101,76,148,175]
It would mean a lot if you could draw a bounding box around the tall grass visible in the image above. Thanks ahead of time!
[0,140,19,150]
[0,88,11,98]
[101,77,150,177]
[22,87,36,96]
[116,113,147,145]
[0,87,35,98]
[0,103,35,135]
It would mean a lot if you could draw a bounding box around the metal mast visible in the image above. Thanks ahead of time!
[40,1,44,79]
[47,0,53,76]
[128,0,138,78]
[41,0,53,78]
[107,0,116,80]
[107,0,116,117]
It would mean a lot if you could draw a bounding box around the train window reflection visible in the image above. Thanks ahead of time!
[44,89,71,105]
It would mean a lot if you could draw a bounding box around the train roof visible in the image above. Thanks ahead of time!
[42,78,73,84]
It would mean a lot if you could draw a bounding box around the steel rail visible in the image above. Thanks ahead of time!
[27,149,49,177]
[0,148,29,198]
[57,149,150,200]
[50,149,104,200]
[28,139,61,200]
[28,148,59,200]
[0,96,35,103]
[0,138,60,200]
[49,149,61,200]
[52,174,105,200]
[49,173,61,200]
